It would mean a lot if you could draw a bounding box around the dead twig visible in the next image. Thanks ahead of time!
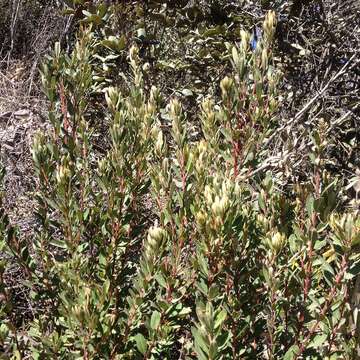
[265,53,358,147]
[243,103,359,180]
[7,0,22,67]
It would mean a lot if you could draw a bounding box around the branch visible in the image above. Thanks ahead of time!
[264,53,358,147]
[242,104,359,180]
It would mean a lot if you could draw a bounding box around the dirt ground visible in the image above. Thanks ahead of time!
[0,59,50,322]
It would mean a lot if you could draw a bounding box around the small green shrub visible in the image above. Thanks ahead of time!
[0,7,359,360]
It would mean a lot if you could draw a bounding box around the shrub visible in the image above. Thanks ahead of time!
[0,4,359,360]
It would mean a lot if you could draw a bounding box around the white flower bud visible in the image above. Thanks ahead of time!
[155,130,164,156]
[129,45,139,61]
[220,76,234,98]
[170,98,182,117]
[196,211,207,228]
[261,48,268,70]
[142,62,150,72]
[147,226,166,251]
[204,185,213,206]
[271,232,286,253]
[56,165,71,185]
[98,158,107,173]
[240,30,250,53]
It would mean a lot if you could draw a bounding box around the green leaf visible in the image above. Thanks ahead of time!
[258,192,266,211]
[134,333,148,355]
[214,309,227,329]
[208,339,218,359]
[348,260,360,278]
[314,239,326,250]
[83,208,90,221]
[178,306,192,317]
[50,239,67,249]
[196,279,209,296]
[308,333,327,349]
[192,327,209,355]
[208,284,219,300]
[103,279,110,294]
[306,195,314,216]
[217,330,232,349]
[202,25,225,37]
[283,345,299,360]
[194,343,209,360]
[262,266,270,284]
[150,310,161,330]
[101,35,126,52]
[154,273,167,288]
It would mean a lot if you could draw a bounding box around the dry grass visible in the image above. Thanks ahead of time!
[0,2,67,326]
[0,0,66,224]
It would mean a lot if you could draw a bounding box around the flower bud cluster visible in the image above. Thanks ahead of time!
[144,226,167,260]
[201,98,215,123]
[202,177,232,230]
[238,29,253,79]
[263,11,277,43]
[150,86,161,105]
[73,304,88,323]
[110,111,126,145]
[195,210,207,230]
[129,45,142,86]
[56,158,71,186]
[140,101,156,138]
[145,87,159,122]
[240,30,250,53]
[155,157,172,193]
[105,86,120,112]
[195,141,208,175]
[154,127,165,157]
[232,44,247,79]
[257,213,270,230]
[211,195,229,224]
[220,76,234,101]
[98,158,107,173]
[170,98,182,118]
[129,45,140,67]
[270,232,286,253]
[200,98,216,140]
[263,230,286,256]
[329,213,360,248]
[32,132,46,165]
[169,99,184,146]
[261,48,268,71]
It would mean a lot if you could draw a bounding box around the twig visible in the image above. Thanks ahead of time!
[241,50,359,181]
[241,104,358,181]
[7,0,21,67]
[264,53,358,147]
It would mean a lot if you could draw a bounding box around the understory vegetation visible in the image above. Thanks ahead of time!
[0,1,359,359]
